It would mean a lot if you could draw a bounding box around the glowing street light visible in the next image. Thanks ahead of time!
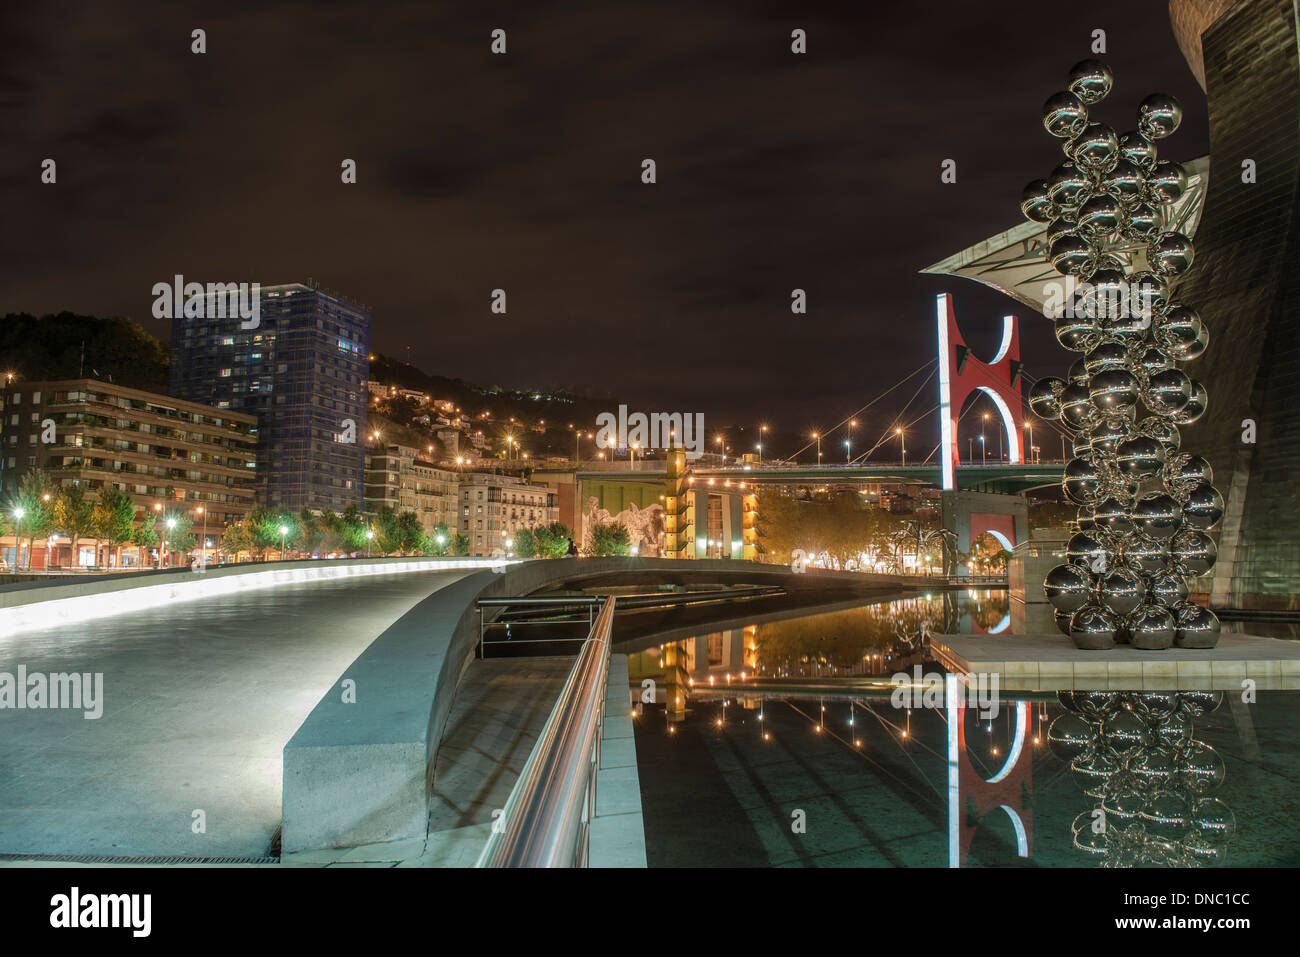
[896,426,906,466]
[365,528,374,557]
[279,524,289,560]
[196,506,208,570]
[812,431,821,464]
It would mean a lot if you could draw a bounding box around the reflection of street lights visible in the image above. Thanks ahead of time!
[279,524,289,560]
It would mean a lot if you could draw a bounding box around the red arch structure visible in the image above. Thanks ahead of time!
[936,294,1024,490]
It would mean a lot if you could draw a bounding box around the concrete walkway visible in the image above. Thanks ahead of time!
[0,569,471,859]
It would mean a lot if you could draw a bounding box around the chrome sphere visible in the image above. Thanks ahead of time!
[1146,159,1187,203]
[1089,368,1139,412]
[1102,310,1153,348]
[1181,320,1210,361]
[1128,603,1176,649]
[1170,380,1208,425]
[1115,436,1164,479]
[1171,529,1217,576]
[1083,268,1128,317]
[1084,340,1128,376]
[1048,712,1094,761]
[1129,745,1177,786]
[1138,93,1183,140]
[1127,271,1167,319]
[1068,59,1113,105]
[1174,603,1221,648]
[1048,161,1094,210]
[1181,741,1226,795]
[1177,691,1221,717]
[1045,563,1094,613]
[1061,383,1100,429]
[1054,608,1074,635]
[1118,130,1157,170]
[1136,345,1171,378]
[1183,482,1224,530]
[1147,231,1195,277]
[1021,179,1054,222]
[1088,416,1133,455]
[1154,304,1203,358]
[1066,530,1108,567]
[1164,453,1213,491]
[1070,121,1119,172]
[1043,90,1089,139]
[1125,202,1160,240]
[1075,503,1097,531]
[1028,376,1067,419]
[1101,708,1147,756]
[1138,417,1181,455]
[1144,368,1193,416]
[1069,604,1119,649]
[1092,496,1133,537]
[1131,692,1179,724]
[1063,458,1104,505]
[1050,235,1095,276]
[1099,565,1145,614]
[1047,214,1080,247]
[1067,356,1090,385]
[1189,797,1236,845]
[1102,158,1145,206]
[1077,194,1122,240]
[1122,534,1168,576]
[1140,791,1190,841]
[1054,313,1099,352]
[1148,569,1189,605]
[1132,493,1181,541]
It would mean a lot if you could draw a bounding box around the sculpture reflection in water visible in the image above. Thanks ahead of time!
[1049,691,1235,866]
[1021,60,1225,650]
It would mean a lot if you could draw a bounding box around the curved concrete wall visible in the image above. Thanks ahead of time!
[280,558,908,852]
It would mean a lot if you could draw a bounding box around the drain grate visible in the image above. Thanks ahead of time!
[0,852,280,865]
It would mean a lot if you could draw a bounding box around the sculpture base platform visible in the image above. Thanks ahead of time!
[930,632,1300,691]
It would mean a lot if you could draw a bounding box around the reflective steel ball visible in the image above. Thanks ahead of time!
[1068,59,1113,105]
[1170,380,1208,425]
[1044,562,1094,613]
[1174,603,1221,648]
[1116,436,1164,479]
[1028,376,1067,419]
[1144,368,1193,416]
[1132,493,1181,541]
[1137,93,1183,140]
[1070,603,1119,650]
[1089,368,1140,412]
[1182,482,1224,530]
[1099,564,1145,614]
[1043,90,1089,139]
[1127,603,1176,650]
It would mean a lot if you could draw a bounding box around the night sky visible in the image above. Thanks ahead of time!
[1,1,1208,460]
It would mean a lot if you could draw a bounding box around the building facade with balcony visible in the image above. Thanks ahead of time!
[364,443,459,536]
[0,377,259,532]
[457,471,558,556]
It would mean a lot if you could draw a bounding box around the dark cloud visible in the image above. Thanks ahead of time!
[0,0,1209,459]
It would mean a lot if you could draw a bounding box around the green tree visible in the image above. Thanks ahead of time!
[337,505,368,554]
[426,522,454,556]
[451,532,471,556]
[220,519,252,560]
[396,511,423,554]
[52,486,96,567]
[298,506,325,555]
[160,512,196,564]
[373,506,402,555]
[533,522,572,558]
[588,522,631,557]
[512,527,539,558]
[92,486,137,568]
[132,514,160,566]
[7,470,56,568]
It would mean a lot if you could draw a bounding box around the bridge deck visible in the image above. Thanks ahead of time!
[0,570,472,859]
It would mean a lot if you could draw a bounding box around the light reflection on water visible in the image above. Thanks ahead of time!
[627,597,1300,869]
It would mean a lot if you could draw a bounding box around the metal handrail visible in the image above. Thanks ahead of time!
[476,596,617,868]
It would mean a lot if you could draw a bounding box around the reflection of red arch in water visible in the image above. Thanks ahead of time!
[946,679,1032,867]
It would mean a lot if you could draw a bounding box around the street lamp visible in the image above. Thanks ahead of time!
[279,524,289,560]
[196,506,207,569]
[366,528,374,556]
[981,434,987,466]
[759,424,768,464]
[1024,421,1034,464]
[164,517,177,568]
[896,427,906,466]
[848,420,856,463]
[812,432,821,465]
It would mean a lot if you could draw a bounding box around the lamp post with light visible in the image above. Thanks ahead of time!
[280,524,289,561]
[366,528,374,557]
[163,517,177,568]
[896,427,906,466]
[196,506,208,570]
[813,432,821,465]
